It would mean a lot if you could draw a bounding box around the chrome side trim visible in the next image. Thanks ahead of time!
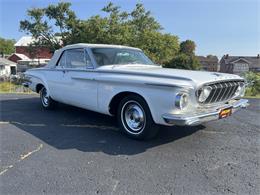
[97,70,192,81]
[71,77,96,81]
[144,83,192,89]
[29,68,192,81]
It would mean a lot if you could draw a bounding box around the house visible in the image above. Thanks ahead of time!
[8,53,30,63]
[13,36,53,59]
[0,58,16,76]
[7,36,60,72]
[220,54,260,74]
[197,55,219,72]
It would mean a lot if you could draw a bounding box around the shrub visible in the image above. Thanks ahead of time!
[242,72,260,96]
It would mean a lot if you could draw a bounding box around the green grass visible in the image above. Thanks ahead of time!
[244,94,260,99]
[244,88,260,99]
[0,82,33,94]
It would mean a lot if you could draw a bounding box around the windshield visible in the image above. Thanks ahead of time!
[91,48,155,66]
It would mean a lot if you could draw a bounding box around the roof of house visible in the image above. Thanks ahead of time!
[0,58,16,66]
[9,53,30,60]
[14,36,62,47]
[14,36,35,47]
[220,55,260,69]
[197,56,218,62]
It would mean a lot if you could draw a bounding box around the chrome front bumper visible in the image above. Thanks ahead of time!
[162,99,249,126]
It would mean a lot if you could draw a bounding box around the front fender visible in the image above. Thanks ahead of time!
[97,81,190,125]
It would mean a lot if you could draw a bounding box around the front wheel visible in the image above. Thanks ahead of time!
[117,95,159,140]
[40,87,56,109]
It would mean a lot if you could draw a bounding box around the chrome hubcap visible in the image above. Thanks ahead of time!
[41,88,49,106]
[121,101,146,133]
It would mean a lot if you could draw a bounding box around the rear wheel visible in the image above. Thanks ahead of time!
[40,87,56,109]
[117,95,159,140]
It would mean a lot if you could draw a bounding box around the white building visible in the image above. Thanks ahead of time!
[0,58,17,77]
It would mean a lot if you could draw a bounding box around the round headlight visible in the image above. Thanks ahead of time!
[175,93,189,110]
[198,86,212,103]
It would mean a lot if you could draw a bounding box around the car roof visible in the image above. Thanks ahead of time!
[46,43,142,68]
[63,43,142,51]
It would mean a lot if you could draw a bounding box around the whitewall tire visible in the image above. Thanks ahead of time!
[117,95,159,140]
[40,87,56,109]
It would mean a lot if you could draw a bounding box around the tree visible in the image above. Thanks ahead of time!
[19,2,205,69]
[135,31,179,64]
[206,54,217,59]
[164,39,201,70]
[180,40,196,55]
[20,2,77,52]
[164,53,201,70]
[20,2,180,65]
[0,37,15,55]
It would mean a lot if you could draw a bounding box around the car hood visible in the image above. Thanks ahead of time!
[97,64,243,86]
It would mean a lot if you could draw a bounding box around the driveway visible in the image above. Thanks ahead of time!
[0,94,259,194]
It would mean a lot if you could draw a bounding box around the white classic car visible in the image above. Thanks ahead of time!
[24,44,249,140]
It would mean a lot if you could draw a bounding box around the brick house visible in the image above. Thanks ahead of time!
[13,36,53,59]
[220,55,260,75]
[8,53,29,63]
[197,55,219,72]
[7,36,59,72]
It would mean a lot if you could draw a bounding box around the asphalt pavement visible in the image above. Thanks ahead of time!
[0,94,259,194]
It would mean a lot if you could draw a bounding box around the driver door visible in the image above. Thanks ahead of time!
[61,48,98,111]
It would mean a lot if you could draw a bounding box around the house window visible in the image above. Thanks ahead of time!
[233,63,249,72]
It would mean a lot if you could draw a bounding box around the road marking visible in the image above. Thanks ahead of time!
[12,121,46,127]
[1,121,117,130]
[0,121,45,127]
[200,130,227,134]
[0,165,13,176]
[112,179,119,192]
[61,124,118,131]
[98,140,107,144]
[20,144,43,160]
[0,121,10,124]
[0,144,43,176]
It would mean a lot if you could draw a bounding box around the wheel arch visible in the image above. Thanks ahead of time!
[109,91,150,116]
[36,83,45,93]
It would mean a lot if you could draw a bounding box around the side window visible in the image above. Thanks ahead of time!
[85,52,92,68]
[66,49,86,68]
[57,51,66,67]
[57,49,93,69]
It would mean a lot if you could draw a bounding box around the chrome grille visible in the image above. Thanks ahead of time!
[197,80,244,104]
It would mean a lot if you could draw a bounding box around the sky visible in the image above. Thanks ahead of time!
[0,0,259,58]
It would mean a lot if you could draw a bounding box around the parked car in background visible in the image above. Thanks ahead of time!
[24,44,249,140]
